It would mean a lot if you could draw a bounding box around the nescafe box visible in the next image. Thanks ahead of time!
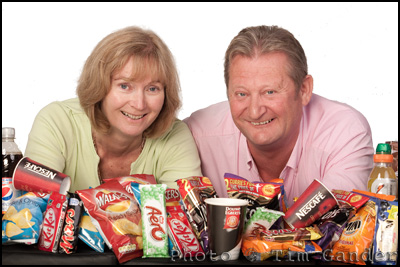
[38,192,68,253]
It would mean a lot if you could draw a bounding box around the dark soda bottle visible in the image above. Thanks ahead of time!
[2,127,23,217]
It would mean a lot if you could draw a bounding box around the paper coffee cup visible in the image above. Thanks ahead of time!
[205,198,248,261]
[12,157,71,195]
[283,179,338,228]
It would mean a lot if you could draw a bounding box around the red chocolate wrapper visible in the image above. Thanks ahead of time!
[12,157,71,195]
[59,193,83,254]
[283,179,338,228]
[38,192,68,253]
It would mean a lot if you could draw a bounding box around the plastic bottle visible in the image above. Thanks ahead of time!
[2,127,23,217]
[367,143,398,199]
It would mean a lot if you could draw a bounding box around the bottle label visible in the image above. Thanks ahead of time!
[370,178,398,196]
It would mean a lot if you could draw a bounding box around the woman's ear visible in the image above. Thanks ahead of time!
[300,75,313,106]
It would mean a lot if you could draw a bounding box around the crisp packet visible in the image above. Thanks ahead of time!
[2,192,50,244]
[176,177,210,254]
[243,207,284,237]
[224,173,281,222]
[77,180,143,263]
[332,189,370,210]
[59,193,83,254]
[38,192,68,253]
[104,174,156,203]
[139,184,169,258]
[371,199,398,265]
[330,200,376,265]
[243,237,322,261]
[78,210,104,252]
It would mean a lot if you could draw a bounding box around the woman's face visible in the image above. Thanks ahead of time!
[102,56,165,138]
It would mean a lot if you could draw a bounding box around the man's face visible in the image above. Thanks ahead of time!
[228,52,309,149]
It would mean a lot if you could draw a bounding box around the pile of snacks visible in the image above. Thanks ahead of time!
[2,170,398,265]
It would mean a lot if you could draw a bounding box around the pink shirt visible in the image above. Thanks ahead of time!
[184,94,374,207]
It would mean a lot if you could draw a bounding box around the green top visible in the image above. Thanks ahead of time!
[25,98,202,192]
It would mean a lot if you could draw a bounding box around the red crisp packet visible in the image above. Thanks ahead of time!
[103,174,156,196]
[331,189,369,210]
[76,180,143,263]
[224,173,281,221]
[38,192,68,253]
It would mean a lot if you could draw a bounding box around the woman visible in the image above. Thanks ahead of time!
[25,26,202,192]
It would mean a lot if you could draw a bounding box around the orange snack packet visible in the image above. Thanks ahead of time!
[330,200,376,265]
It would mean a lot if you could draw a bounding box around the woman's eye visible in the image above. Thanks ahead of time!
[120,84,129,90]
[148,86,160,92]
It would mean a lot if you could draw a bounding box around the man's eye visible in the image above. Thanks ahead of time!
[266,90,274,95]
[237,92,246,97]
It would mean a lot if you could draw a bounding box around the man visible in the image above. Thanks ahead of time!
[184,25,374,207]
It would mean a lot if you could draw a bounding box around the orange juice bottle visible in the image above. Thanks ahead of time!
[367,143,398,198]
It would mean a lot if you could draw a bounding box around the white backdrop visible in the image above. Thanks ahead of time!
[2,2,398,153]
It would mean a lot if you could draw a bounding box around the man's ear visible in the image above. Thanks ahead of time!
[300,75,313,106]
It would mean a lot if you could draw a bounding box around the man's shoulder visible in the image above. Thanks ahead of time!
[306,94,371,134]
[184,101,236,136]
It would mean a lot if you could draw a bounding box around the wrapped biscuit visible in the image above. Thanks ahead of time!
[77,180,143,263]
[371,199,398,265]
[38,192,68,253]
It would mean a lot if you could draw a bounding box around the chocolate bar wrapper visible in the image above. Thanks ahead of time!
[176,177,209,254]
[140,184,169,258]
[167,204,204,258]
[259,224,323,242]
[59,193,83,254]
[38,192,68,253]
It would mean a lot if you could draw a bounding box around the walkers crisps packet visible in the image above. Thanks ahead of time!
[77,180,143,263]
[2,192,50,244]
[224,173,281,222]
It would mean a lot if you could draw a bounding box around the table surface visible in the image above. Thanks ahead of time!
[2,240,354,265]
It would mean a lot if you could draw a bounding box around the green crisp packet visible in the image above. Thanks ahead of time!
[244,207,284,237]
[139,184,169,258]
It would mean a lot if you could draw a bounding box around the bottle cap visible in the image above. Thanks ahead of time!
[376,143,391,154]
[2,127,15,139]
[374,154,393,163]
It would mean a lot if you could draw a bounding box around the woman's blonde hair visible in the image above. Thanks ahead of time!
[224,25,308,92]
[77,26,181,138]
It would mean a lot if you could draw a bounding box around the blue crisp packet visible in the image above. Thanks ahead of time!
[78,210,105,252]
[2,192,50,244]
[130,182,141,205]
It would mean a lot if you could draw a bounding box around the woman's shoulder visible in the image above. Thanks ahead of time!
[40,98,83,115]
